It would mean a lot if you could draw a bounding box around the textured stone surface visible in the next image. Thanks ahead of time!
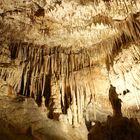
[0,85,87,140]
[0,0,140,137]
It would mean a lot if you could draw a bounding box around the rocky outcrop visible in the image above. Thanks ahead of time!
[88,115,140,140]
[88,86,140,140]
[0,83,87,140]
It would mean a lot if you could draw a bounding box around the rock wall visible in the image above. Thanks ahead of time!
[0,0,140,127]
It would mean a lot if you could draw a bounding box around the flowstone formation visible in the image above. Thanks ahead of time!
[0,0,140,139]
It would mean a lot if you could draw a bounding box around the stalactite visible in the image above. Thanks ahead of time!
[1,39,98,126]
[77,85,81,123]
[1,0,140,129]
[2,29,140,126]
